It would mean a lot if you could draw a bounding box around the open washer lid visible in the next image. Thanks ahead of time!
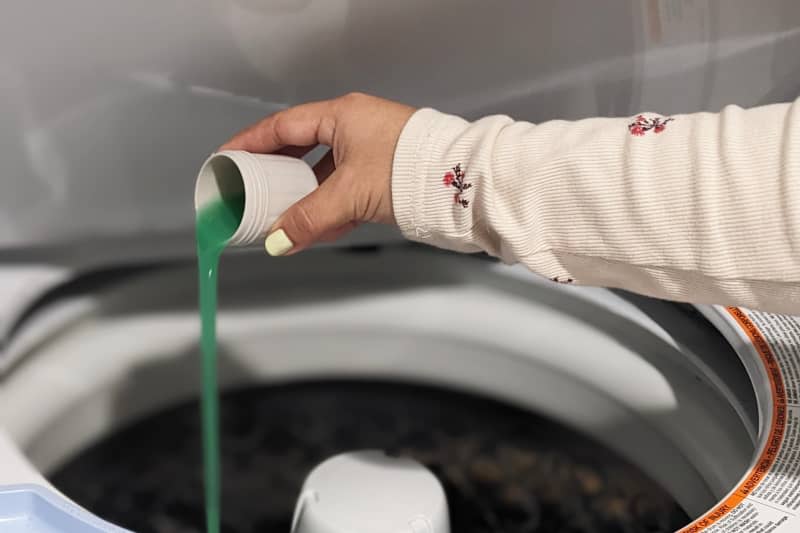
[1,1,798,255]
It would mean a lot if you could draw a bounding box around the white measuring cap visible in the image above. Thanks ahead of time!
[291,451,450,533]
[194,150,318,246]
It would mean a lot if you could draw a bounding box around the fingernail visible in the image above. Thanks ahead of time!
[265,229,293,256]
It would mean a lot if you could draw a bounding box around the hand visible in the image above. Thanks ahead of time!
[220,93,416,256]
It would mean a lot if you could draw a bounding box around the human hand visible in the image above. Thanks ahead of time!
[220,93,416,256]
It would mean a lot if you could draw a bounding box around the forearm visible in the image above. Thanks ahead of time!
[392,100,800,314]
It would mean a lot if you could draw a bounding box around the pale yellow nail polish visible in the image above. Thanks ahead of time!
[265,229,293,256]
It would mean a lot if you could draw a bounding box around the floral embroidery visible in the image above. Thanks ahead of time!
[443,163,472,208]
[628,114,673,136]
[551,276,574,284]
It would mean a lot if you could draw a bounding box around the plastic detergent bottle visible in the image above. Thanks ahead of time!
[194,151,317,533]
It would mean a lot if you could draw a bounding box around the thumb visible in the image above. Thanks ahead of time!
[264,176,352,256]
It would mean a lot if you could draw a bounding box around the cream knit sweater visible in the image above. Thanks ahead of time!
[391,99,799,314]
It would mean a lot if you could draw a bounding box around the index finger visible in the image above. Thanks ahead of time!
[219,99,338,153]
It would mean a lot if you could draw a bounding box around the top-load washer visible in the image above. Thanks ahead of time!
[0,247,799,532]
[1,1,799,531]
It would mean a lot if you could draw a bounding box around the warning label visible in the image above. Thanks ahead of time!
[752,408,800,509]
[677,309,800,532]
[704,501,788,533]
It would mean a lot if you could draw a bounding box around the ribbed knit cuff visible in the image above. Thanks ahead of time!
[391,108,439,241]
[391,108,485,252]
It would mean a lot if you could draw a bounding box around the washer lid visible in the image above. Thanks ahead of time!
[3,2,798,262]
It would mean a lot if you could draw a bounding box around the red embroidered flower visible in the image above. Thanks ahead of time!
[628,115,673,136]
[443,164,472,208]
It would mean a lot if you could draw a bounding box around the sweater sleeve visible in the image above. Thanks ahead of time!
[391,99,800,314]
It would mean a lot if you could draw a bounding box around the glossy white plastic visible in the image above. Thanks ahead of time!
[195,150,318,246]
[291,451,449,533]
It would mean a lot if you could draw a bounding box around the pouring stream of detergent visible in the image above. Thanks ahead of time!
[196,192,245,533]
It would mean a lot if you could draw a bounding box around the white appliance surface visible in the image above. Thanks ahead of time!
[1,1,798,260]
[0,248,760,520]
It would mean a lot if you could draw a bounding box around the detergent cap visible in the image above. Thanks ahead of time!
[194,150,318,246]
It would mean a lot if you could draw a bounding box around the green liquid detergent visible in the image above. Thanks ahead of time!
[195,193,245,533]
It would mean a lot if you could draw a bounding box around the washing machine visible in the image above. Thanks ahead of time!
[1,1,799,532]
